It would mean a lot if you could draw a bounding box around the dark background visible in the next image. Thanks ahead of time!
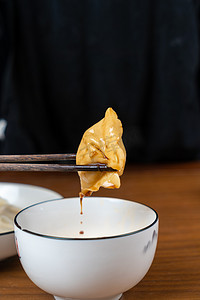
[0,0,200,163]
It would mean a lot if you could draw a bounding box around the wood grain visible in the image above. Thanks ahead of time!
[0,162,200,299]
[0,163,112,172]
[0,153,76,162]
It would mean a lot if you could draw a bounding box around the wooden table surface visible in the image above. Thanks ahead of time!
[0,162,200,299]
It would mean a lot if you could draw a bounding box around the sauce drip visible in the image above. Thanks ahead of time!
[80,194,83,215]
[79,195,84,235]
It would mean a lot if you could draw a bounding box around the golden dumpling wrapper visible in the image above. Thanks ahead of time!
[0,197,20,233]
[76,107,126,196]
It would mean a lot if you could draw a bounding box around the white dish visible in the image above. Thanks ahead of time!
[15,197,159,300]
[0,182,62,261]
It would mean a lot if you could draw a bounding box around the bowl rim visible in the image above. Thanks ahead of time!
[14,197,159,241]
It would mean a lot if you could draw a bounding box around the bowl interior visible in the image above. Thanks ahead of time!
[15,197,157,239]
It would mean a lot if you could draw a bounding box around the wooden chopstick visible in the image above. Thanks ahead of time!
[0,163,114,172]
[0,154,115,172]
[0,153,76,162]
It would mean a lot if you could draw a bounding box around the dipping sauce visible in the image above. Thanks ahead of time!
[80,195,83,215]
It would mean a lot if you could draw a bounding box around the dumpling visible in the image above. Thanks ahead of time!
[76,108,126,197]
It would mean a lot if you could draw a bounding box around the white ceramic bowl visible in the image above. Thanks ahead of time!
[0,182,62,261]
[14,197,159,300]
